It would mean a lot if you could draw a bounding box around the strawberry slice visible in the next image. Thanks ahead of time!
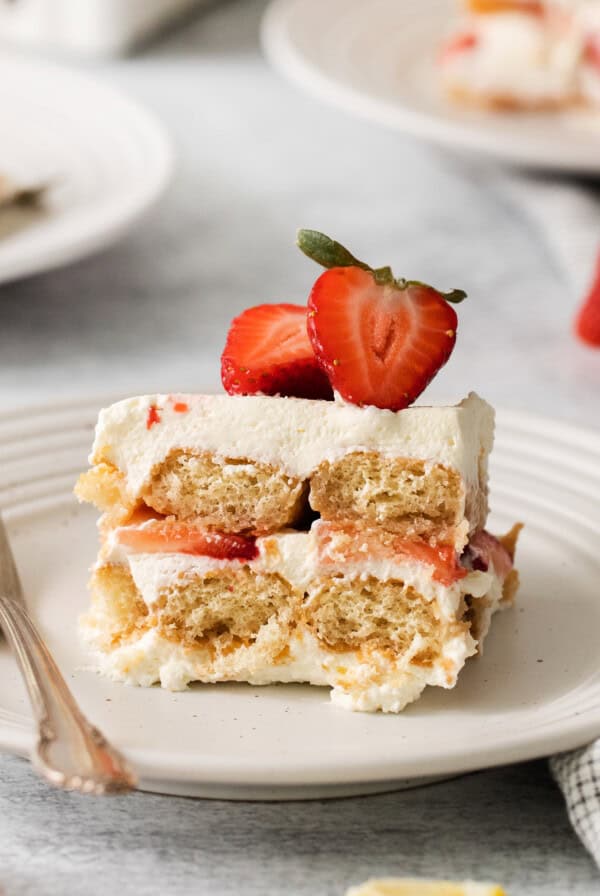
[584,35,600,71]
[575,250,600,348]
[298,230,465,411]
[221,303,333,399]
[115,521,258,560]
[316,522,467,586]
[464,530,513,580]
[439,31,478,64]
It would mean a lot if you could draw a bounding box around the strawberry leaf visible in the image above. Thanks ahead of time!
[405,280,467,303]
[297,229,371,273]
[297,230,467,304]
[441,288,467,304]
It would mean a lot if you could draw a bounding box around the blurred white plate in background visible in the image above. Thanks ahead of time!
[262,0,600,173]
[0,54,172,286]
[1,397,600,799]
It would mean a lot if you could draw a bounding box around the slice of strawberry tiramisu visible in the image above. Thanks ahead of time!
[440,0,600,111]
[76,231,520,713]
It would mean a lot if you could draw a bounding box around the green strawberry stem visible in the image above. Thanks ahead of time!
[296,229,371,273]
[296,228,467,303]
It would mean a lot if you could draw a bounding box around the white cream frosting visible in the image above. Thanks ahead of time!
[553,0,600,22]
[581,62,600,102]
[91,391,494,496]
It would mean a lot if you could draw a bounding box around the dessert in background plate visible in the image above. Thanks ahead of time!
[439,0,600,110]
[76,231,520,713]
[345,880,506,896]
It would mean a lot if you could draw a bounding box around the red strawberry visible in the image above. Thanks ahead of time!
[115,521,258,560]
[316,522,467,586]
[221,303,333,399]
[465,530,513,579]
[298,230,465,411]
[439,30,478,64]
[575,250,600,348]
[584,35,600,70]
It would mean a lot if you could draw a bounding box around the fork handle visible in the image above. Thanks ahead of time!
[0,595,135,793]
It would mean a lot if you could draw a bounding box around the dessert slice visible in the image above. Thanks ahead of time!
[77,390,518,712]
[76,230,520,713]
[439,0,600,111]
[345,879,506,896]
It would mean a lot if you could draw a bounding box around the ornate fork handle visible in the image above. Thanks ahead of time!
[0,595,135,794]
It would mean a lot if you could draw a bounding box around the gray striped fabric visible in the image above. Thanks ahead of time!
[551,743,600,868]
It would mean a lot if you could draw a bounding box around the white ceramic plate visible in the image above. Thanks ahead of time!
[1,396,600,800]
[262,0,600,173]
[0,55,172,285]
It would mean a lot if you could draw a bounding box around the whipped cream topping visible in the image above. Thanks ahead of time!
[581,61,600,102]
[553,0,600,23]
[91,391,494,496]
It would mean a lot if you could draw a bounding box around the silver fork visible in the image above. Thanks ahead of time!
[0,515,136,793]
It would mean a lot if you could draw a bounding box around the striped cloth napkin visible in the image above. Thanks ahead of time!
[497,171,600,868]
[551,744,600,867]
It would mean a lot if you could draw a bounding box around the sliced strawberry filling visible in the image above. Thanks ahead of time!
[584,35,600,72]
[439,31,478,64]
[315,522,467,586]
[146,404,161,430]
[114,521,258,561]
[462,530,513,579]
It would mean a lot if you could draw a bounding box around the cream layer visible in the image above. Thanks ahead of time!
[90,392,494,499]
[80,623,477,714]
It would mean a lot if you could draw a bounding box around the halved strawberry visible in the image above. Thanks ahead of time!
[575,250,600,348]
[115,521,258,560]
[221,303,333,399]
[298,230,465,411]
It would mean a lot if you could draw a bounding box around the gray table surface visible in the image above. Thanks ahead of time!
[0,1,599,893]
